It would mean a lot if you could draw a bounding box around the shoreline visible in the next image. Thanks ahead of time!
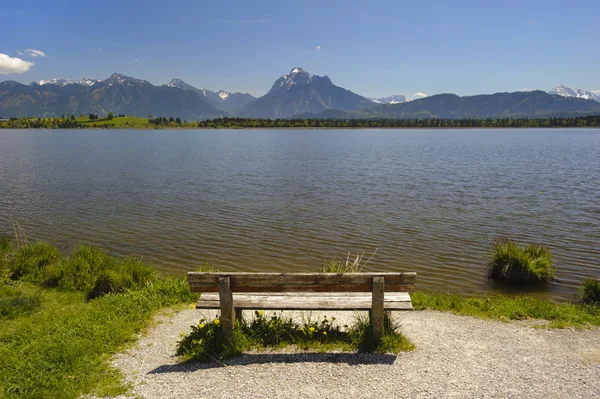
[3,126,600,130]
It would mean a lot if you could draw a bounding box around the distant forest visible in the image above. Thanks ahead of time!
[2,115,600,129]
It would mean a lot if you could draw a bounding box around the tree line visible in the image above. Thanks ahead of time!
[2,115,600,129]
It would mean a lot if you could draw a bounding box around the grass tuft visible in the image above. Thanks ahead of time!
[8,242,60,282]
[321,249,377,273]
[177,310,413,362]
[487,238,555,285]
[580,277,600,306]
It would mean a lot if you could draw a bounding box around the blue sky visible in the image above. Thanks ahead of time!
[1,0,599,97]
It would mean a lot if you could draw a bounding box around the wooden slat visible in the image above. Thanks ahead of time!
[196,292,413,311]
[188,272,417,293]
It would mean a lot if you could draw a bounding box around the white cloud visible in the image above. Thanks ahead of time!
[17,49,24,56]
[413,92,428,98]
[315,45,321,52]
[24,49,47,57]
[0,53,35,74]
[133,58,140,63]
[591,90,600,95]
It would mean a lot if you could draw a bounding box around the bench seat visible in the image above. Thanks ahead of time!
[187,271,417,343]
[196,292,413,311]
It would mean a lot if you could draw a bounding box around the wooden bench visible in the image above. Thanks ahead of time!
[187,272,416,344]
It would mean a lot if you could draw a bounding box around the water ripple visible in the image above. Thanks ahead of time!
[1,128,599,300]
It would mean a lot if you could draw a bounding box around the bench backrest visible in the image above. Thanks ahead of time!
[187,272,416,293]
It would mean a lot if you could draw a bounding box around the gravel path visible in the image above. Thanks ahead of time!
[106,309,600,399]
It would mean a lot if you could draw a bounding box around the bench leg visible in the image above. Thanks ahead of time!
[235,308,243,323]
[218,277,235,342]
[371,276,385,347]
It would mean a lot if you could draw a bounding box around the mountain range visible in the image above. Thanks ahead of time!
[1,69,599,120]
[166,79,255,112]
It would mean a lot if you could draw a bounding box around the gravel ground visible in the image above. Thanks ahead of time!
[105,309,600,399]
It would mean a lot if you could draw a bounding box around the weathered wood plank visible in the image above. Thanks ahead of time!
[218,277,235,342]
[371,277,385,344]
[190,284,414,293]
[188,272,416,293]
[189,272,416,285]
[196,292,413,311]
[200,292,413,299]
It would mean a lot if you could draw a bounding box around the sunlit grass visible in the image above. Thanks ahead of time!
[412,291,600,328]
[487,238,555,284]
[77,116,150,127]
[177,310,414,362]
[0,237,197,399]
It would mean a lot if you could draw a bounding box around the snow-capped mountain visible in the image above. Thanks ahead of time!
[370,95,408,104]
[237,67,372,118]
[166,79,254,112]
[370,93,428,104]
[548,85,600,102]
[32,78,101,87]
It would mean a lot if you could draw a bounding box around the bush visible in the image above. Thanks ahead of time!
[46,246,116,291]
[177,317,247,361]
[9,242,60,282]
[487,238,555,284]
[7,244,156,300]
[580,278,600,306]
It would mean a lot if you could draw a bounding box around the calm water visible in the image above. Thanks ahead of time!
[1,129,599,299]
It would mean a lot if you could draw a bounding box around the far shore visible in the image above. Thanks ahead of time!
[2,114,599,130]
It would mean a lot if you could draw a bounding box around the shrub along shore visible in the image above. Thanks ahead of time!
[1,237,599,398]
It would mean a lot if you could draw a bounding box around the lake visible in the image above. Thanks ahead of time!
[1,128,599,299]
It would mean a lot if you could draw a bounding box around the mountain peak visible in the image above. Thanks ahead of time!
[549,84,600,102]
[105,73,151,87]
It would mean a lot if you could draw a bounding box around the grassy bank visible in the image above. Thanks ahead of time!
[0,239,197,399]
[412,291,600,328]
[1,240,599,398]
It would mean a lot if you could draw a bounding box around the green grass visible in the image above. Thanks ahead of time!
[77,116,150,127]
[0,283,42,320]
[0,278,196,398]
[177,310,414,362]
[487,238,556,284]
[9,243,156,300]
[580,277,600,306]
[0,239,197,399]
[412,291,600,328]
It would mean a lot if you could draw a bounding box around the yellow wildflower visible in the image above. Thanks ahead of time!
[259,310,265,315]
[198,323,205,329]
[323,331,327,336]
[213,319,221,325]
[189,304,195,309]
[309,327,315,333]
